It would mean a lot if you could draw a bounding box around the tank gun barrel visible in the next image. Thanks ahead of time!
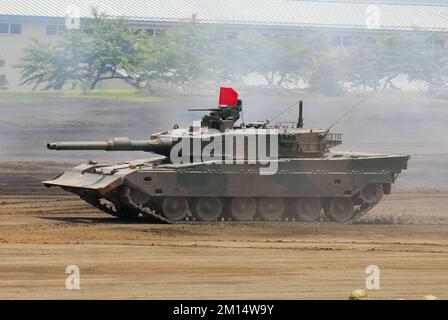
[188,108,220,112]
[47,137,173,154]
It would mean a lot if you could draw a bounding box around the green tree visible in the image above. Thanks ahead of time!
[143,23,238,85]
[83,10,149,89]
[15,34,85,90]
[144,26,325,88]
[308,58,341,96]
[0,55,7,89]
[404,33,448,93]
[15,10,150,90]
[144,23,207,83]
[341,35,409,91]
[201,27,244,82]
[233,32,326,86]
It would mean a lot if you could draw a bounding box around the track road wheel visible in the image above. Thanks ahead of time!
[162,197,189,221]
[359,183,384,205]
[324,198,355,222]
[257,198,285,221]
[230,197,257,221]
[192,197,223,222]
[293,198,322,222]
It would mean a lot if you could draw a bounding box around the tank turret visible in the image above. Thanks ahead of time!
[47,91,341,160]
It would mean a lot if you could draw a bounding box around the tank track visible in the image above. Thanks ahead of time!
[84,196,380,225]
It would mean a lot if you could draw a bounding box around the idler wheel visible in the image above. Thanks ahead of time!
[257,198,285,221]
[162,197,189,221]
[359,183,384,205]
[192,197,223,222]
[294,198,322,222]
[324,198,355,222]
[230,197,257,221]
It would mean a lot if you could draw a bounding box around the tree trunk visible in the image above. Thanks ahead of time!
[262,74,273,85]
[383,74,399,90]
[90,71,102,90]
[276,73,287,86]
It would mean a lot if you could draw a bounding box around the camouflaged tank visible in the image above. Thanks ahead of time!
[44,88,410,224]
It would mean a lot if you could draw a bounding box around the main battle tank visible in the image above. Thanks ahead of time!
[44,88,410,223]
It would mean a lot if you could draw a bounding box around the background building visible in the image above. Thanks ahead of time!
[1,0,447,90]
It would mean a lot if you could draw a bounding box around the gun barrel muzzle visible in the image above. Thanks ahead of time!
[47,141,110,150]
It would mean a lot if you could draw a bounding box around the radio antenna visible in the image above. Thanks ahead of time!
[325,93,374,134]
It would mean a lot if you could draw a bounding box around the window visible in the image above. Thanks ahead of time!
[10,23,21,34]
[332,35,352,47]
[227,32,237,40]
[46,25,66,36]
[0,22,22,35]
[46,25,58,36]
[58,25,66,35]
[343,36,352,46]
[366,36,377,44]
[434,39,445,49]
[332,35,341,46]
[0,23,8,33]
[145,28,163,36]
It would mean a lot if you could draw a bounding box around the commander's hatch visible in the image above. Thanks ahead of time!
[189,87,242,132]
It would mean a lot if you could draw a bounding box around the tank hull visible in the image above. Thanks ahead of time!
[43,153,409,223]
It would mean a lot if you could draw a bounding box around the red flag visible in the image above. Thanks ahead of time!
[219,87,238,106]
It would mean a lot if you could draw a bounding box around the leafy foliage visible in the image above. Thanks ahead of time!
[233,32,326,86]
[404,33,448,92]
[340,35,409,91]
[308,58,342,96]
[82,10,149,89]
[327,33,448,94]
[143,23,240,85]
[15,35,85,90]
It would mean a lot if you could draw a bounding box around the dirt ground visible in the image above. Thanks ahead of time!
[0,161,447,299]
